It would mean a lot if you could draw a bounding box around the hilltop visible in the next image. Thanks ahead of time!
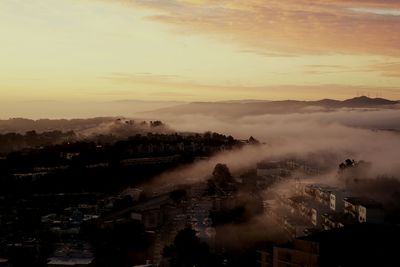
[145,96,399,117]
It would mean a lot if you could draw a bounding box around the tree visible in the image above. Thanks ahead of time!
[339,159,356,170]
[174,227,200,267]
[164,227,212,267]
[150,120,164,127]
[170,189,187,204]
[248,136,260,145]
[212,163,234,185]
[162,244,176,258]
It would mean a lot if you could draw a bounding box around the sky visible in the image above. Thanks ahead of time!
[1,0,400,104]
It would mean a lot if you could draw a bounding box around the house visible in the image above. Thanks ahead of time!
[132,194,178,230]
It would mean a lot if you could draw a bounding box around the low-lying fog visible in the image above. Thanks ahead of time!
[141,108,400,189]
[139,108,400,245]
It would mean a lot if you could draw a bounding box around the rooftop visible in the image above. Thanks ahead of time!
[343,197,382,209]
[257,161,285,169]
[289,195,310,203]
[305,184,338,192]
[47,257,94,266]
[322,211,356,225]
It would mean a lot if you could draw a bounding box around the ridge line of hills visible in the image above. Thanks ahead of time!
[166,96,399,107]
[145,96,399,116]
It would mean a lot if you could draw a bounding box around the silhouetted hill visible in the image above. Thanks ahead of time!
[145,96,399,117]
[343,96,397,106]
[0,117,171,135]
[0,99,184,119]
[0,117,116,133]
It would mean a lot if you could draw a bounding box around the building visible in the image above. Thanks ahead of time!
[304,184,334,206]
[343,197,384,223]
[121,187,143,202]
[47,258,94,267]
[0,258,11,267]
[133,260,157,267]
[321,212,356,230]
[131,193,178,230]
[302,184,353,213]
[47,242,94,267]
[302,224,399,266]
[328,189,350,212]
[272,239,319,267]
[288,196,330,227]
[285,217,314,239]
[256,161,290,178]
[265,224,400,267]
[258,250,271,267]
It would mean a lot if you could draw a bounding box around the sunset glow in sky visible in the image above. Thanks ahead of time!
[1,0,400,103]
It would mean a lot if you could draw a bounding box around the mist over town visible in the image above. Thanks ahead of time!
[1,97,400,266]
[2,0,400,266]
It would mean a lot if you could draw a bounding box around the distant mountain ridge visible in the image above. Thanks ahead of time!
[1,97,398,132]
[145,96,399,117]
[342,96,396,106]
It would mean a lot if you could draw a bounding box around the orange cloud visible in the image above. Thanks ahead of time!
[366,62,400,77]
[118,0,400,56]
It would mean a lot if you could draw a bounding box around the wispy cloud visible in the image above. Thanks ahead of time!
[349,7,400,16]
[303,62,400,77]
[366,62,400,77]
[111,0,400,56]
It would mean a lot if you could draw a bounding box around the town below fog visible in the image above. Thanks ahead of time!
[2,0,400,263]
[1,115,400,267]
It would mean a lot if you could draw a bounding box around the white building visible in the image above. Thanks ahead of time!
[343,197,384,223]
[303,184,351,212]
[329,189,351,212]
[288,196,330,227]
